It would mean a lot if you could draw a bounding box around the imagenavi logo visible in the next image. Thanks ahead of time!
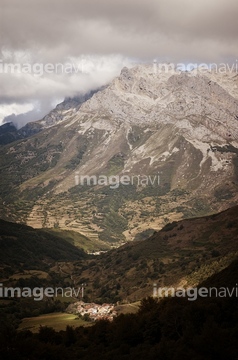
[74,172,160,189]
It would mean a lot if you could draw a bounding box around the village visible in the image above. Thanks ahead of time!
[66,301,117,321]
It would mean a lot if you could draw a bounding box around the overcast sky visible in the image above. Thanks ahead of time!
[0,0,238,128]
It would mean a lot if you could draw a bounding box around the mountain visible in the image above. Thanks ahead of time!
[0,64,238,243]
[1,204,237,314]
[0,122,24,145]
[0,92,101,146]
[0,219,91,332]
[57,205,238,303]
[18,90,102,138]
[0,219,88,273]
[0,204,237,358]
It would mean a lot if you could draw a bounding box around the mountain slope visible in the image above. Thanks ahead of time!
[0,219,88,273]
[0,122,24,145]
[70,205,238,303]
[0,65,237,243]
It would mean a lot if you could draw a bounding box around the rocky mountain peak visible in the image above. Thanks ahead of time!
[0,64,237,243]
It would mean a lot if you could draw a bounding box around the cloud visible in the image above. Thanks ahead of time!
[0,0,238,127]
[0,54,133,127]
[2,102,51,129]
[1,0,237,59]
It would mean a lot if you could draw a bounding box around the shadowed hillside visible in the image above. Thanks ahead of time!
[70,205,238,302]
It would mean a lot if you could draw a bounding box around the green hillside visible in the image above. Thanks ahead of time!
[0,219,88,273]
[70,205,238,303]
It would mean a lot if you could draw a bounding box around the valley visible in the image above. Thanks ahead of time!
[0,64,238,358]
[0,206,238,327]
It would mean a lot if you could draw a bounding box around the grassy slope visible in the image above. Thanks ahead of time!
[18,313,90,333]
[0,206,237,304]
[0,219,88,272]
[71,205,238,303]
[43,228,110,252]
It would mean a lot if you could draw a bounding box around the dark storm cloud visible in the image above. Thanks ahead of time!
[1,0,237,59]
